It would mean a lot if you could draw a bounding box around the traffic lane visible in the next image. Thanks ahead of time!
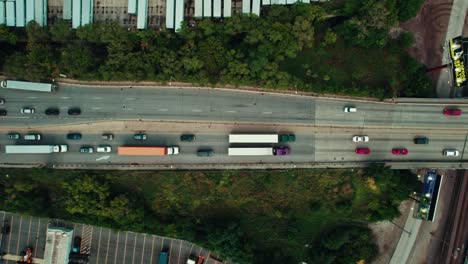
[314,133,467,162]
[0,133,315,164]
[0,85,315,125]
[315,100,468,128]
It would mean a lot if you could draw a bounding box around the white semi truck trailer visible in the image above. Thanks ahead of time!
[5,145,68,154]
[1,80,57,92]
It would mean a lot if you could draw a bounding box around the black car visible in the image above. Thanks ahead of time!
[0,109,7,116]
[197,149,214,157]
[68,108,81,115]
[45,108,60,115]
[180,134,195,142]
[414,137,429,144]
[67,133,82,140]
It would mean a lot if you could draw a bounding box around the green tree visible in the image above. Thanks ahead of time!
[308,225,378,264]
[60,43,99,78]
[0,25,17,44]
[62,176,111,217]
[322,29,337,47]
[396,0,425,22]
[50,19,74,43]
[337,0,398,48]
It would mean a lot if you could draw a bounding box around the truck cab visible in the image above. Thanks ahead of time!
[167,146,180,155]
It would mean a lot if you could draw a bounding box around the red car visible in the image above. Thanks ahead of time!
[443,108,462,116]
[392,148,408,155]
[355,148,371,155]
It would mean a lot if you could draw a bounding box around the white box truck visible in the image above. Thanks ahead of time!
[5,145,68,154]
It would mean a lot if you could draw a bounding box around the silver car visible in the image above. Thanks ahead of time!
[21,107,35,114]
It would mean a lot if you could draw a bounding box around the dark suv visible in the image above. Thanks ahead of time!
[180,134,195,142]
[414,137,429,144]
[197,149,214,157]
[68,108,81,115]
[67,133,82,140]
[45,108,60,115]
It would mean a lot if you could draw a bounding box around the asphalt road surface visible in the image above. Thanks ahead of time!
[1,84,468,167]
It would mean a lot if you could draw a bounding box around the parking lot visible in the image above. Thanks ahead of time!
[1,211,226,264]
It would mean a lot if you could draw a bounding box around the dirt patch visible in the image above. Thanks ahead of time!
[400,0,453,79]
[370,199,414,264]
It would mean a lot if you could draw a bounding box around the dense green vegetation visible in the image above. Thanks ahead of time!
[0,165,420,263]
[0,0,431,98]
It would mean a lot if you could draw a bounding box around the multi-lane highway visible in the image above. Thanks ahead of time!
[0,83,468,168]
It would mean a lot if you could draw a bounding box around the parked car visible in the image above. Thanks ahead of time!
[343,106,357,113]
[180,134,195,142]
[392,148,408,155]
[355,148,371,155]
[414,137,429,144]
[0,98,5,105]
[67,133,82,140]
[352,135,369,142]
[197,149,214,157]
[80,146,94,153]
[443,149,459,157]
[68,108,81,115]
[102,134,114,140]
[0,109,6,116]
[133,133,147,140]
[45,108,60,115]
[279,134,296,142]
[21,107,35,114]
[274,146,290,155]
[96,145,112,153]
[7,133,20,140]
[196,255,205,264]
[443,108,461,116]
[72,236,81,253]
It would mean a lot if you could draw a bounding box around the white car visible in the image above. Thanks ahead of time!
[352,136,369,142]
[97,145,112,153]
[21,107,35,114]
[343,106,357,113]
[443,149,459,157]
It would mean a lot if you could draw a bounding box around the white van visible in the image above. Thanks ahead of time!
[24,134,41,140]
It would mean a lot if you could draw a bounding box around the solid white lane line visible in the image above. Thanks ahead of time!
[262,111,273,114]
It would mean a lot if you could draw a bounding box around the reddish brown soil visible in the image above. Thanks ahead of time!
[400,0,453,80]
